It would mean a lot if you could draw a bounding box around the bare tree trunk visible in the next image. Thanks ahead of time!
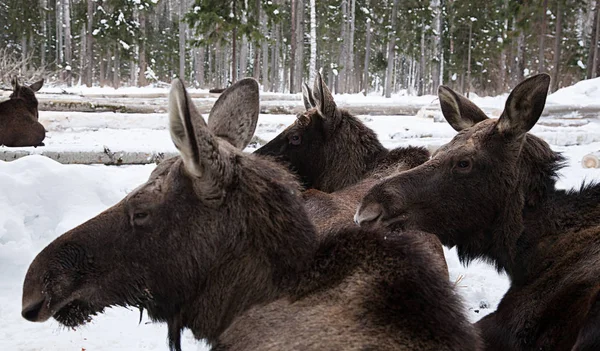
[516,29,525,83]
[113,44,120,88]
[295,0,304,90]
[252,43,260,79]
[138,10,148,86]
[261,6,269,89]
[80,27,86,85]
[431,0,442,92]
[195,46,205,87]
[337,0,348,93]
[99,50,107,87]
[499,0,509,92]
[239,0,249,78]
[63,0,72,86]
[290,0,297,92]
[179,0,186,79]
[362,15,372,95]
[40,0,47,67]
[217,44,222,87]
[466,20,472,97]
[551,1,562,92]
[347,0,355,92]
[309,0,317,81]
[593,2,600,78]
[538,0,548,73]
[418,21,426,96]
[56,0,63,79]
[130,58,136,86]
[252,0,261,79]
[271,24,279,91]
[231,0,238,83]
[384,0,399,98]
[587,1,600,79]
[85,0,94,86]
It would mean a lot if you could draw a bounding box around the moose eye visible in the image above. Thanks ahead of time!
[455,159,472,172]
[289,134,301,146]
[132,212,150,226]
[134,212,148,219]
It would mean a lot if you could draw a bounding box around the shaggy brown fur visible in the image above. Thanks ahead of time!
[356,73,600,350]
[22,78,479,351]
[0,77,45,147]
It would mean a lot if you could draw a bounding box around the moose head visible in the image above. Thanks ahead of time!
[21,78,317,349]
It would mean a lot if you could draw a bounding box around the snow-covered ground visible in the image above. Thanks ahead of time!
[2,81,600,350]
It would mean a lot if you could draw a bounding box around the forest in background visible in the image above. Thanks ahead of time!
[1,0,599,97]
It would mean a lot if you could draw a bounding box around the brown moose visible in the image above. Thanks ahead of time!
[21,78,480,350]
[0,77,45,147]
[255,72,427,193]
[356,73,600,350]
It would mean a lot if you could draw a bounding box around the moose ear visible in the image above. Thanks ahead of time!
[438,85,489,131]
[169,78,231,190]
[496,73,550,138]
[29,79,44,92]
[312,72,337,119]
[302,82,316,110]
[207,78,260,150]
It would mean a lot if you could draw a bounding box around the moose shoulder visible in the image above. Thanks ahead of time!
[22,78,479,350]
[0,78,45,147]
[356,73,600,350]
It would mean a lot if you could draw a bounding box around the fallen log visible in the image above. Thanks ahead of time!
[0,148,178,165]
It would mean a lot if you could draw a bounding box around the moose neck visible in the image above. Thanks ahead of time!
[318,113,386,192]
[482,136,588,285]
[181,255,297,347]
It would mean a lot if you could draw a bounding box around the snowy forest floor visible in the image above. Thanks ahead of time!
[2,79,600,350]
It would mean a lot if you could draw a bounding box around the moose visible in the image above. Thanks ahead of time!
[356,73,600,350]
[255,72,446,269]
[255,72,427,193]
[22,78,480,350]
[0,77,46,147]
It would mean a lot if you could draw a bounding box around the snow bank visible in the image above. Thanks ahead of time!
[547,77,600,107]
[0,156,207,350]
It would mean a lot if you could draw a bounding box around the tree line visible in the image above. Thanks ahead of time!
[1,0,599,96]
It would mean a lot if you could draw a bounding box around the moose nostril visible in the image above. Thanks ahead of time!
[354,203,384,227]
[22,298,45,322]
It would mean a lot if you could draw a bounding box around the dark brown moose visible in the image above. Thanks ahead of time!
[0,77,45,147]
[356,73,600,350]
[22,78,480,350]
[255,72,447,270]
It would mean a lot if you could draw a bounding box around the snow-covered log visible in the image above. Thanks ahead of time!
[0,149,178,165]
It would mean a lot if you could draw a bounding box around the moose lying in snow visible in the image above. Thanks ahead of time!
[356,73,600,350]
[22,78,480,350]
[255,72,447,271]
[0,77,45,147]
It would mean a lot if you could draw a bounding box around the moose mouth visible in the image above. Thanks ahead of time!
[22,295,105,328]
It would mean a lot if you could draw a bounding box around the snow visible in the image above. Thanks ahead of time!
[547,76,600,108]
[2,79,600,349]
